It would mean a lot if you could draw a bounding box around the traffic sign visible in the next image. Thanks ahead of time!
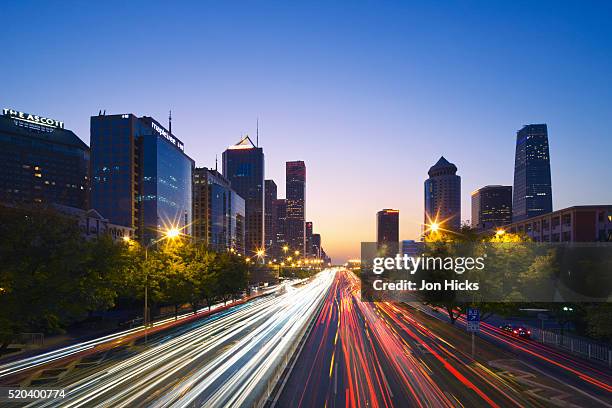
[466,307,480,332]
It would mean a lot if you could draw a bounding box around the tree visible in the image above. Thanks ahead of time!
[0,205,126,353]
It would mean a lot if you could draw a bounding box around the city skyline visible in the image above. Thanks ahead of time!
[3,1,612,261]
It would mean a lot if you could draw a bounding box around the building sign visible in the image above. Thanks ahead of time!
[151,121,184,151]
[3,108,64,129]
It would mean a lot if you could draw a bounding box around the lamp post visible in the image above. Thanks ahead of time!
[136,227,181,345]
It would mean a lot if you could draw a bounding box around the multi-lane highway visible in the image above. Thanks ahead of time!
[2,268,611,407]
[275,269,612,408]
[0,271,334,407]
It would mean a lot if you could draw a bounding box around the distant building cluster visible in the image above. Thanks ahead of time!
[376,123,611,245]
[0,106,332,263]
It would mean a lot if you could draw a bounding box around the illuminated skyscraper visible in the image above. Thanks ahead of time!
[90,113,193,243]
[192,167,245,253]
[264,179,277,252]
[305,221,313,256]
[273,198,287,256]
[424,156,461,231]
[0,108,89,209]
[286,161,306,254]
[471,185,512,231]
[222,136,265,255]
[377,209,399,249]
[512,124,552,222]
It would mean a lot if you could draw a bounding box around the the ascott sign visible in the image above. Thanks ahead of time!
[3,108,64,129]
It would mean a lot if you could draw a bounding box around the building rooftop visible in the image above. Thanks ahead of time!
[227,135,256,150]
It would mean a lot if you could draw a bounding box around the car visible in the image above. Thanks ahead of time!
[499,324,531,339]
[514,327,531,339]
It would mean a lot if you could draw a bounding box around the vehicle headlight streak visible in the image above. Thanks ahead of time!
[23,271,335,408]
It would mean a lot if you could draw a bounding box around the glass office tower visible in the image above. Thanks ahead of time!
[264,179,278,252]
[193,167,245,253]
[90,113,193,243]
[0,108,89,209]
[512,124,552,222]
[286,160,306,254]
[471,185,512,231]
[222,136,264,255]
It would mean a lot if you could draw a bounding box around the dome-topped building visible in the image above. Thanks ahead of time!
[424,156,461,231]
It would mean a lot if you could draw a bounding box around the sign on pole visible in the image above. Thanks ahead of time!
[467,307,480,332]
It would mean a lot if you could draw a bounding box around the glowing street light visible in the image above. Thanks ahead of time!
[430,222,440,233]
[166,227,180,239]
[496,228,506,237]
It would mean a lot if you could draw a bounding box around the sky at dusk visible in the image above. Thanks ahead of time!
[3,1,612,262]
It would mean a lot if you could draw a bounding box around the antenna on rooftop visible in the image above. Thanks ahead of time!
[256,117,259,147]
[169,110,172,134]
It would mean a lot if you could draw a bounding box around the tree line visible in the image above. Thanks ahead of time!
[0,204,250,353]
[418,226,612,342]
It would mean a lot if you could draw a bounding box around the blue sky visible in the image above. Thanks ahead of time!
[3,1,612,261]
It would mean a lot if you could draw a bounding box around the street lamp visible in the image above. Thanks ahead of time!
[496,229,506,237]
[141,226,181,344]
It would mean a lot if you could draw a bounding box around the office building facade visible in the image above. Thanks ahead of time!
[424,156,461,231]
[471,185,512,231]
[377,209,399,249]
[305,221,313,256]
[193,167,246,253]
[222,136,265,255]
[512,124,552,222]
[311,233,321,258]
[90,113,193,243]
[286,161,306,254]
[0,108,89,209]
[506,205,611,242]
[264,179,278,253]
[273,198,287,257]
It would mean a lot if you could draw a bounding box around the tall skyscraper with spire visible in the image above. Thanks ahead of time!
[222,135,265,255]
[424,156,461,231]
[512,124,552,222]
[286,161,306,254]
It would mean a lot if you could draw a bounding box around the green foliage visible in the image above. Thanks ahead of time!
[0,205,252,352]
[419,227,557,323]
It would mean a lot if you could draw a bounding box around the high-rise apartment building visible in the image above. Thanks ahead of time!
[512,124,552,222]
